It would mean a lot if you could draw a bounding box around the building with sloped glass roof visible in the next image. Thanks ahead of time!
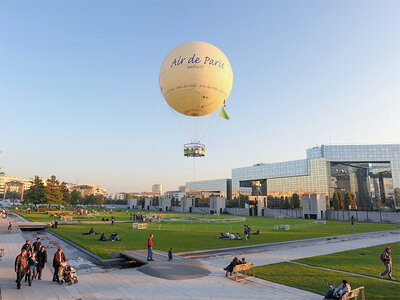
[232,144,400,209]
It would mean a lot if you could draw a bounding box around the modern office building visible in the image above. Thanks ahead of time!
[152,184,163,195]
[232,144,400,209]
[186,178,232,200]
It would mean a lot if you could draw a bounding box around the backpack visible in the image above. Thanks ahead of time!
[380,252,386,262]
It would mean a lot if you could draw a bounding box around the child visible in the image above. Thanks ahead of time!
[168,248,173,261]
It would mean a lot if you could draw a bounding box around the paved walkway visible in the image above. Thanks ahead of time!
[1,214,399,300]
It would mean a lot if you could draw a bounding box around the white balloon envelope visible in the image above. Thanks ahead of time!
[159,41,233,117]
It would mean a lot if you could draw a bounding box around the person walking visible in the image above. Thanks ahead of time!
[21,240,32,258]
[111,216,115,225]
[351,216,354,230]
[8,221,13,233]
[168,248,173,261]
[25,252,38,286]
[147,234,154,261]
[380,247,394,280]
[15,249,28,289]
[32,237,41,254]
[36,246,47,280]
[52,247,67,283]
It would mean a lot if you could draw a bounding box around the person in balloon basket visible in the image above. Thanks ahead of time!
[53,247,67,283]
[15,249,28,289]
[147,234,154,261]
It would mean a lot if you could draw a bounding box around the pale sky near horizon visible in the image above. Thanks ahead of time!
[1,0,399,193]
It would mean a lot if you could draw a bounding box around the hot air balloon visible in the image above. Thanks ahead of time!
[159,41,233,157]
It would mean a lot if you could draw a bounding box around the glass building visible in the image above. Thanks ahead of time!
[186,179,232,200]
[232,144,400,209]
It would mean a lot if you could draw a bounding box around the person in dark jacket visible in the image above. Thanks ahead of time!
[32,237,41,254]
[52,247,67,283]
[15,249,28,289]
[36,246,47,280]
[224,257,240,277]
[21,240,32,257]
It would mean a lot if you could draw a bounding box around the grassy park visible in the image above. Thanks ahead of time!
[296,242,400,281]
[15,209,399,258]
[255,261,399,300]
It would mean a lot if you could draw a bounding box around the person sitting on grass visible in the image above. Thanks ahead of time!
[223,257,240,277]
[217,233,224,239]
[324,280,351,300]
[109,232,121,241]
[252,229,260,235]
[229,233,236,240]
[224,231,230,239]
[99,233,107,241]
[236,233,241,240]
[241,257,246,264]
[82,228,98,235]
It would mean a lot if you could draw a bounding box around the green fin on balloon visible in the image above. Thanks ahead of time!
[219,107,230,120]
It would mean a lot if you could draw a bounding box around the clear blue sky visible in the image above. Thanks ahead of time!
[1,0,399,193]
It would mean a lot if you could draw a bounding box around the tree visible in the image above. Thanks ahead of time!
[60,182,70,205]
[279,196,285,209]
[83,194,96,205]
[94,194,104,206]
[23,176,46,206]
[332,192,339,210]
[284,196,290,209]
[344,192,352,210]
[350,192,357,209]
[69,190,82,206]
[292,193,300,208]
[44,175,65,207]
[239,195,247,208]
[338,192,344,209]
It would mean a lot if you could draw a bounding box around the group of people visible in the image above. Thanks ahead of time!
[14,236,74,289]
[223,256,247,277]
[217,231,241,240]
[15,238,48,289]
[99,232,121,241]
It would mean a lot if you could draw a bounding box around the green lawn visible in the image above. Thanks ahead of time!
[15,210,398,258]
[255,262,400,300]
[295,242,400,281]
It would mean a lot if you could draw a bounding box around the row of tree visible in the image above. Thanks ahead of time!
[332,191,357,210]
[23,175,104,207]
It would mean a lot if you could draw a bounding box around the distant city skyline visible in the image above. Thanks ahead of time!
[1,0,399,193]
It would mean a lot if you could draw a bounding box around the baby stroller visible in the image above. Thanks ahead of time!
[58,263,78,285]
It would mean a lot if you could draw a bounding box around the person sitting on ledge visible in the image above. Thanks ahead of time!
[102,218,105,222]
[236,233,242,240]
[217,233,224,239]
[99,233,107,241]
[241,257,247,264]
